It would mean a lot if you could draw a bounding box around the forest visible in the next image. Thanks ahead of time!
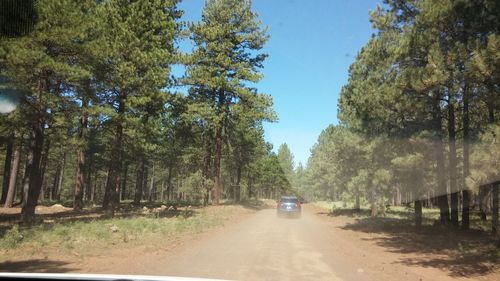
[0,0,293,225]
[1,1,499,279]
[298,0,499,234]
[0,0,499,237]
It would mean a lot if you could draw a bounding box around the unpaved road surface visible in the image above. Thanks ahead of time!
[114,205,481,281]
[3,205,498,281]
[148,208,358,281]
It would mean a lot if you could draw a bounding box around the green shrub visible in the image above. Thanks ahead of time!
[0,225,24,248]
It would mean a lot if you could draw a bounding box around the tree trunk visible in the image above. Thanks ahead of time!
[51,164,59,201]
[354,187,360,211]
[121,162,128,201]
[228,174,235,201]
[448,95,459,227]
[91,173,97,203]
[103,94,125,216]
[212,89,226,205]
[148,162,155,202]
[21,115,45,225]
[371,203,378,217]
[142,163,149,200]
[85,153,93,202]
[1,136,14,204]
[461,85,471,230]
[433,92,450,225]
[74,96,88,211]
[370,188,378,217]
[212,123,222,205]
[4,140,21,208]
[134,156,145,204]
[101,172,109,202]
[415,199,422,228]
[103,167,111,206]
[56,152,66,201]
[247,172,252,199]
[38,139,50,201]
[204,187,209,206]
[166,165,173,201]
[160,180,165,202]
[395,187,401,206]
[492,182,499,236]
[235,166,241,202]
[478,185,488,221]
[74,147,85,210]
[112,163,125,205]
[142,163,149,201]
[21,144,33,207]
[487,94,497,234]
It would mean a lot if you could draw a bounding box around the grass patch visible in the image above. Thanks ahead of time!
[313,201,347,210]
[0,205,243,256]
[0,225,24,248]
[313,201,491,229]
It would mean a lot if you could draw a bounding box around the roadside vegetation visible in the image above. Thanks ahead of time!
[293,0,500,238]
[0,197,275,251]
[0,203,257,259]
[313,201,486,230]
[312,201,500,277]
[0,0,498,278]
[0,0,292,226]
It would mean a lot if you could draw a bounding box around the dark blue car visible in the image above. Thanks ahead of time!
[277,196,301,218]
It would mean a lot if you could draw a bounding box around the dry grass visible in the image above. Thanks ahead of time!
[0,204,251,258]
[312,200,500,278]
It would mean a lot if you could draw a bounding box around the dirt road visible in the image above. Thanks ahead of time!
[3,204,497,281]
[147,208,356,280]
[121,205,467,281]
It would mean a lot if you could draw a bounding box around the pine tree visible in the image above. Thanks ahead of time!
[277,143,294,185]
[183,0,269,204]
[1,0,97,224]
[95,0,180,215]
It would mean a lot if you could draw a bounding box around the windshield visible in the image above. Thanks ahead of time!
[0,0,499,281]
[280,197,298,203]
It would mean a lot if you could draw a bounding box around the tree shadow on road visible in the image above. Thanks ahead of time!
[327,210,500,278]
[239,199,274,210]
[0,259,77,273]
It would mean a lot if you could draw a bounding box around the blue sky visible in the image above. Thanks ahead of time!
[177,0,380,166]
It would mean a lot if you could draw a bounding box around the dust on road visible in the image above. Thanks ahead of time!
[3,204,496,281]
[128,205,456,281]
[149,208,351,281]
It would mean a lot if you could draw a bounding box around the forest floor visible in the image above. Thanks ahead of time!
[0,199,273,269]
[0,201,499,280]
[310,202,500,281]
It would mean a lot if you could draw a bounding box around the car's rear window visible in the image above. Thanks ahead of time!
[281,198,299,203]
